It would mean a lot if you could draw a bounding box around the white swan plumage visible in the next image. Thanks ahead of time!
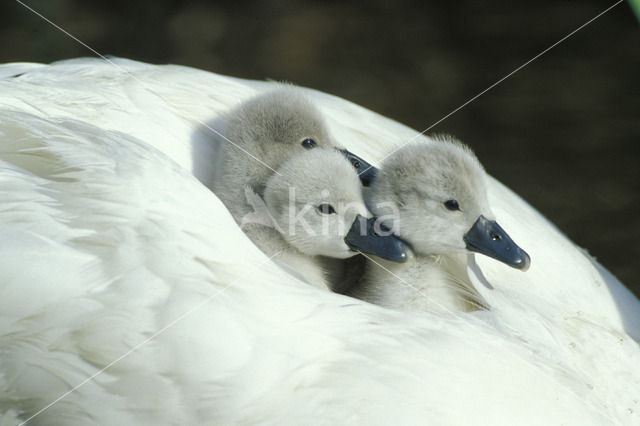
[1,57,639,425]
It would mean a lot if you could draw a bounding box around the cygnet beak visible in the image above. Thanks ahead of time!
[463,215,531,271]
[344,214,412,262]
[339,149,378,187]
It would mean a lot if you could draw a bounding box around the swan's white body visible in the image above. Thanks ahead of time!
[0,58,639,425]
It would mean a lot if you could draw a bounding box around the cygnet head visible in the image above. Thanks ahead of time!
[264,148,410,261]
[224,87,377,190]
[368,136,530,270]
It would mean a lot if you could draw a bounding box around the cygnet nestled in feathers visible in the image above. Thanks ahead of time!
[210,88,376,222]
[243,148,410,289]
[351,136,529,312]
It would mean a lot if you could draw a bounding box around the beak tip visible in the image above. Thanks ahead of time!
[398,247,414,263]
[515,251,531,271]
[389,251,409,263]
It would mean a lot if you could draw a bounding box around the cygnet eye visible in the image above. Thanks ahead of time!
[444,199,460,211]
[301,138,317,149]
[317,203,336,214]
[350,158,361,169]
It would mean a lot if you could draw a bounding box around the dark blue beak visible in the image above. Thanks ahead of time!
[344,215,412,262]
[464,215,530,271]
[339,149,378,187]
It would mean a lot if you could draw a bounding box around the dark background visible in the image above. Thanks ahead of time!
[2,1,638,295]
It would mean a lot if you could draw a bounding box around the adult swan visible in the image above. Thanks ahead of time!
[0,57,639,425]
